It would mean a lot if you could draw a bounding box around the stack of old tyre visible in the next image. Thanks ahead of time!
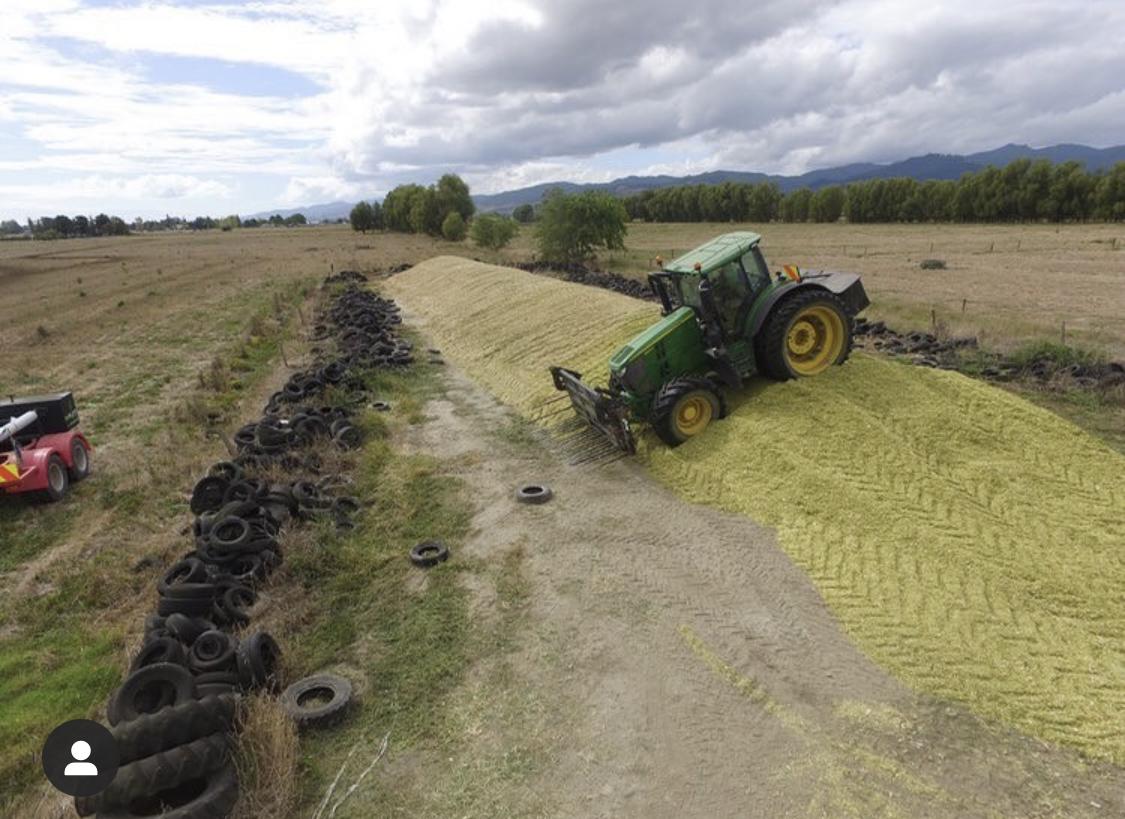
[75,277,409,817]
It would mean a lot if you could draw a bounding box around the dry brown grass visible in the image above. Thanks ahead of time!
[498,221,1125,358]
[232,694,300,819]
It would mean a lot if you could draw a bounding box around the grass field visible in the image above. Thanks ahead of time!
[0,228,469,810]
[1,223,1122,809]
[387,257,1125,766]
[478,221,1125,358]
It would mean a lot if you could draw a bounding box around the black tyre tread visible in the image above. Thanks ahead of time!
[409,541,449,568]
[108,663,197,726]
[111,694,238,764]
[755,288,853,382]
[280,674,353,729]
[650,377,722,447]
[146,765,239,819]
[82,732,228,813]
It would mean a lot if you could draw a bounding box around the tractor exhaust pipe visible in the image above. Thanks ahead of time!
[0,411,38,445]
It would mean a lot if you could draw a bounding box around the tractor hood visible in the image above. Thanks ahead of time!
[610,306,696,372]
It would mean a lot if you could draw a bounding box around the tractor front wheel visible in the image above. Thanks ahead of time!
[651,377,723,447]
[757,289,852,381]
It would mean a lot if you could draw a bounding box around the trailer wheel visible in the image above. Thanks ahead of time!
[69,439,91,482]
[43,454,70,502]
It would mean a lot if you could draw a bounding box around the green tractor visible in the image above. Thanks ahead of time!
[550,231,869,452]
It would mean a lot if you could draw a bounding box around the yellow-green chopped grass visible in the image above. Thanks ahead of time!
[387,256,1125,765]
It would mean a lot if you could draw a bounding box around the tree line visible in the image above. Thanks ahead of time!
[623,159,1125,223]
[0,212,311,239]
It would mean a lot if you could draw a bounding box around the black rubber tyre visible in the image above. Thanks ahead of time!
[209,517,251,549]
[280,674,353,730]
[208,461,242,482]
[79,732,228,814]
[158,594,216,617]
[164,614,215,646]
[410,540,449,568]
[190,477,229,515]
[755,289,853,381]
[158,559,210,597]
[333,425,362,450]
[236,631,282,691]
[650,377,723,447]
[188,631,237,673]
[107,663,197,726]
[95,762,239,819]
[130,637,187,672]
[515,484,553,504]
[111,694,238,764]
[41,453,69,502]
[69,438,91,482]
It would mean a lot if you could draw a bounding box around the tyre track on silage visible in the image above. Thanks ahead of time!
[386,257,1125,765]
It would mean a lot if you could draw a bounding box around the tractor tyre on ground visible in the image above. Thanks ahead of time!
[94,765,239,819]
[69,438,91,482]
[42,453,69,502]
[756,289,852,381]
[651,377,724,447]
[77,732,228,815]
[111,694,238,764]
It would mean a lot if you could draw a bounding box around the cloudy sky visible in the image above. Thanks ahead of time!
[2,0,1123,220]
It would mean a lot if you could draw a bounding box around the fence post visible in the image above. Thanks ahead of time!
[931,309,937,331]
[961,298,967,314]
[1061,321,1067,345]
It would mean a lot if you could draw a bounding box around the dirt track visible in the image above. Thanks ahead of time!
[385,257,1125,766]
[394,354,1124,818]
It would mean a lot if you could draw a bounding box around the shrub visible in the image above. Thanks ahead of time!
[535,189,627,265]
[512,203,535,223]
[441,211,467,242]
[350,201,375,233]
[470,214,518,250]
[920,258,947,270]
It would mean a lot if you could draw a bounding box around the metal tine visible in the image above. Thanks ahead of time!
[576,451,629,469]
[532,394,570,407]
[535,405,575,420]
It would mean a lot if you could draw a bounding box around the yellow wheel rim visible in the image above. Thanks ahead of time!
[784,305,845,376]
[674,393,713,438]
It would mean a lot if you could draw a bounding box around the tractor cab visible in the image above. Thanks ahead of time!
[648,231,772,339]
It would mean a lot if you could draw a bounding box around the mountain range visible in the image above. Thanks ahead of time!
[246,143,1125,221]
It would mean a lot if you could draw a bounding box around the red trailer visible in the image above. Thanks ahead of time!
[0,393,92,502]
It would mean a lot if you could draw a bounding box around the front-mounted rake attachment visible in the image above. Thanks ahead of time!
[549,367,637,455]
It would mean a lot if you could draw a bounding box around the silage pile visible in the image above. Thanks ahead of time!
[387,256,1125,764]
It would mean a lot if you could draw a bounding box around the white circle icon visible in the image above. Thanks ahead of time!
[64,740,98,776]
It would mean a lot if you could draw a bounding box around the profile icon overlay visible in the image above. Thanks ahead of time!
[41,719,119,797]
[64,740,99,776]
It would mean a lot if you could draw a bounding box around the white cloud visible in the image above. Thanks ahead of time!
[1,0,1123,218]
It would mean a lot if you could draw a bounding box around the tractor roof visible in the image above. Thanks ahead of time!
[663,231,761,275]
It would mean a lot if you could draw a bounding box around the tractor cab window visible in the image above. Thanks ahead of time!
[710,261,746,333]
[740,248,771,292]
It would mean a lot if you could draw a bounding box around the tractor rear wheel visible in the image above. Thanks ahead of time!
[757,289,852,381]
[43,454,69,502]
[651,377,723,447]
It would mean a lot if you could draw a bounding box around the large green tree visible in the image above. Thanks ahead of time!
[535,190,628,265]
[350,201,375,233]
